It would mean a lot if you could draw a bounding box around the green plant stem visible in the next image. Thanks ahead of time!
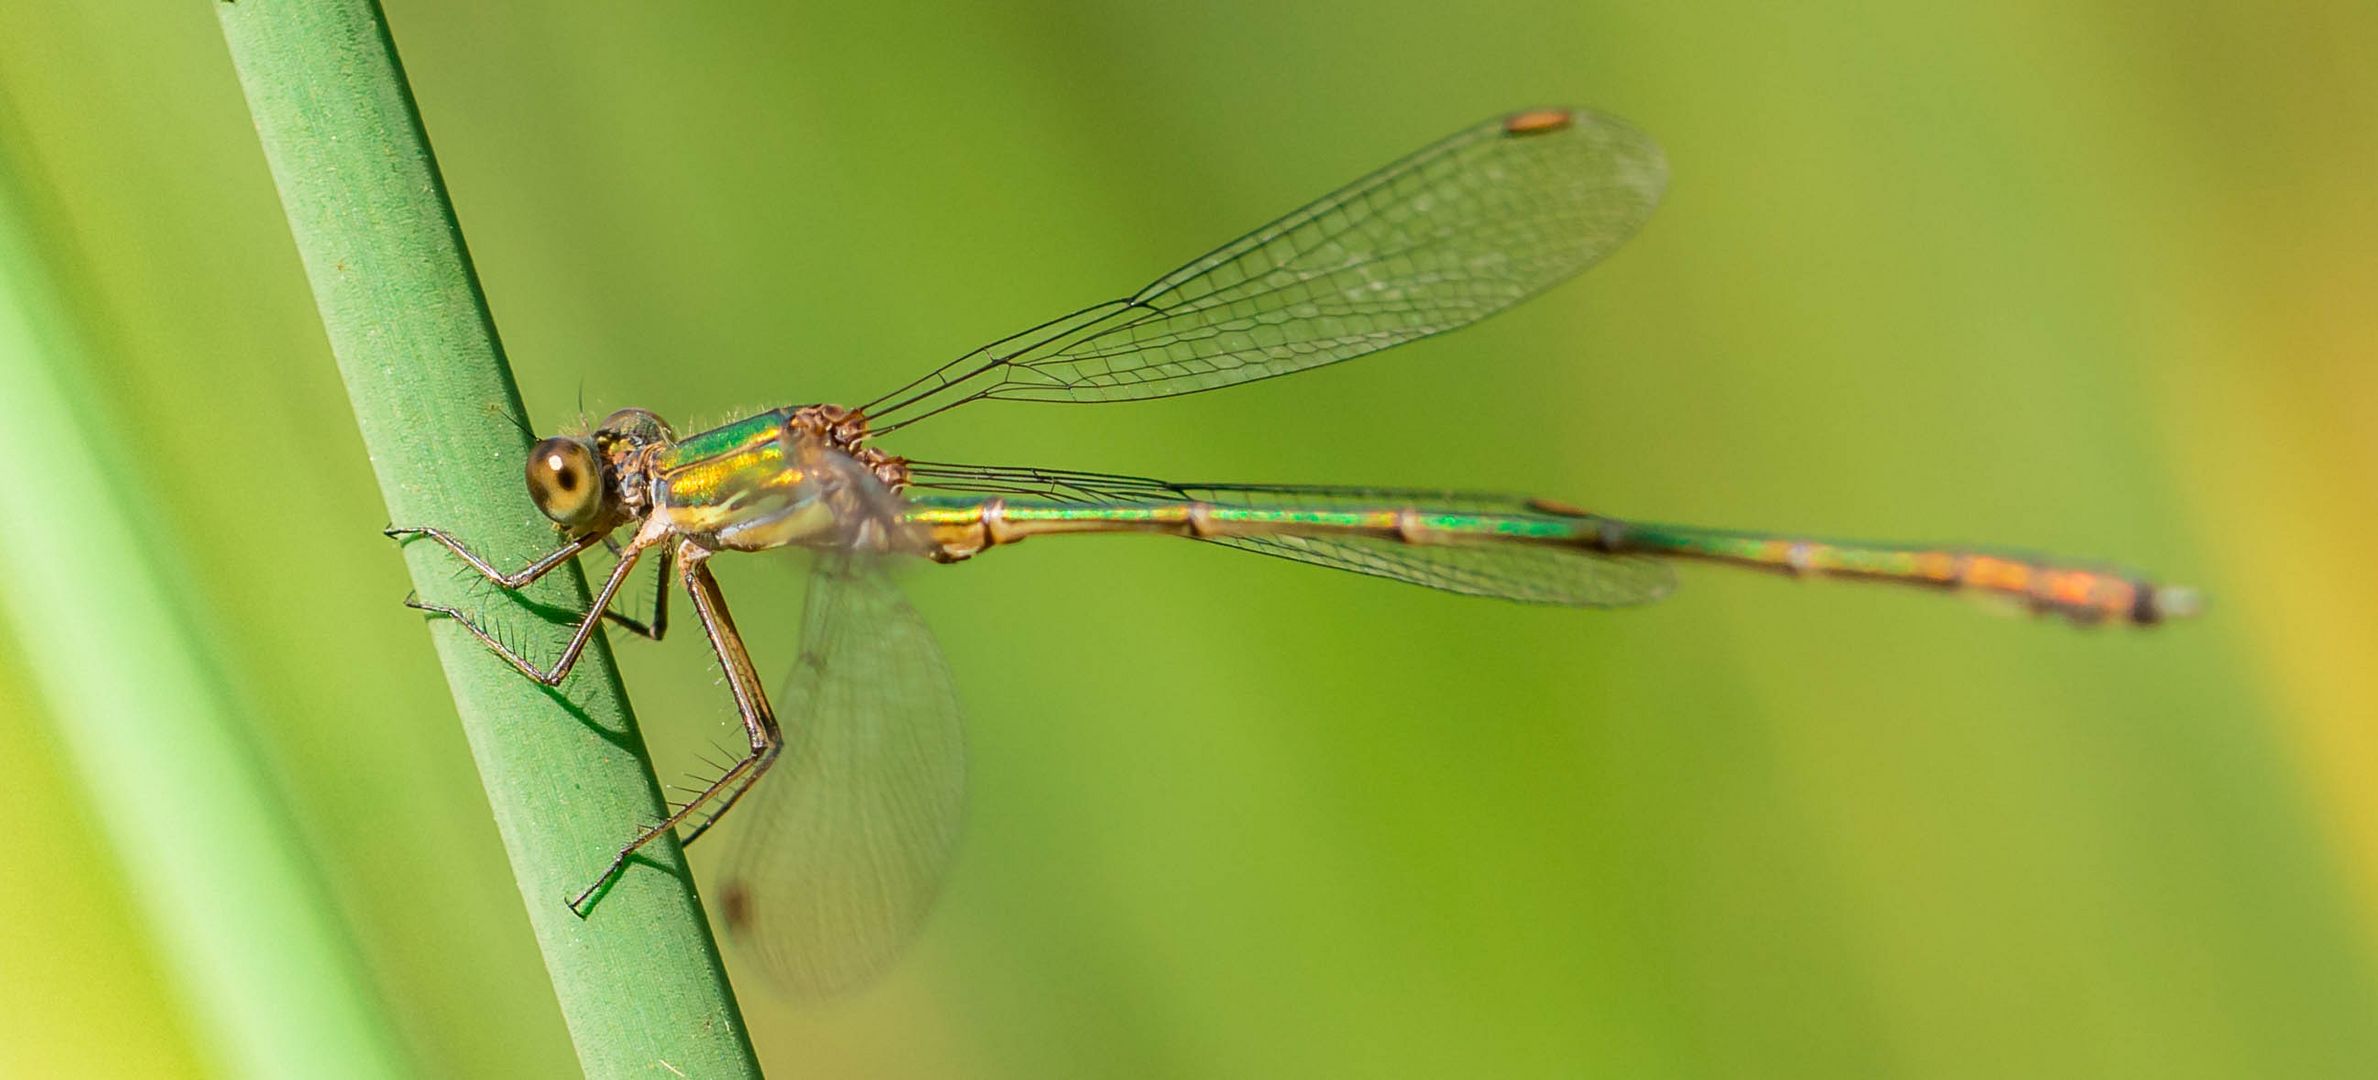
[0,122,410,1080]
[214,2,761,1076]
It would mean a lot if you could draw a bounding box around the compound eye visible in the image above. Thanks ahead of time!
[526,437,604,528]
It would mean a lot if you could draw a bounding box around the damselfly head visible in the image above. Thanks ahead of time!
[526,410,681,532]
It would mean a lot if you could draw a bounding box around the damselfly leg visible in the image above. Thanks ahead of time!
[565,542,785,915]
[392,529,655,687]
[387,524,672,640]
[391,524,776,912]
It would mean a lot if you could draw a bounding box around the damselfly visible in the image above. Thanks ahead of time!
[390,107,2197,995]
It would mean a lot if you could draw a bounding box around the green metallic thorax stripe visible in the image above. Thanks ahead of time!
[656,410,790,470]
[652,411,793,510]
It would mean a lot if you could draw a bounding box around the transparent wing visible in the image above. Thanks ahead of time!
[1216,530,1672,608]
[717,555,965,997]
[861,108,1667,431]
[903,462,1676,608]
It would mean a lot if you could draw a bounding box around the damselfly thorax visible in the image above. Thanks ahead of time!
[604,404,916,556]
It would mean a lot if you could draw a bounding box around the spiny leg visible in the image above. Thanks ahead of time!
[406,539,651,687]
[570,543,783,915]
[668,544,781,840]
[674,753,769,849]
[597,545,673,641]
[665,741,746,815]
[392,524,668,641]
[386,524,605,589]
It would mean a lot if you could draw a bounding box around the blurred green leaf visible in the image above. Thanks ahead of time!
[0,122,409,1080]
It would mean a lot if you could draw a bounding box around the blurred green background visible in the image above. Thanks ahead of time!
[5,1,2376,1076]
